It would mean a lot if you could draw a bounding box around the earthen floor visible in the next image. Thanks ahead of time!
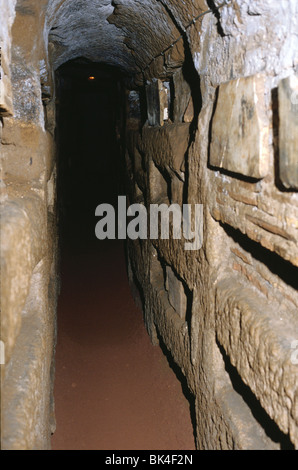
[51,236,195,450]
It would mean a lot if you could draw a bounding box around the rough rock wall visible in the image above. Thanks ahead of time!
[124,0,298,450]
[1,0,58,450]
[0,0,297,450]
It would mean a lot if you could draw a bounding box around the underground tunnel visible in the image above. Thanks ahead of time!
[51,60,196,450]
[1,0,298,451]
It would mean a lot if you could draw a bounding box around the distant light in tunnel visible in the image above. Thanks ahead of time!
[88,76,96,81]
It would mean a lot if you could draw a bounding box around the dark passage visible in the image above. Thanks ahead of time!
[51,62,195,450]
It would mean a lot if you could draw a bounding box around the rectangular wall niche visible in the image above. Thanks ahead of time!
[146,79,170,127]
[278,74,298,190]
[210,74,270,179]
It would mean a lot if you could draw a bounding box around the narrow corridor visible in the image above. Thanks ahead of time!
[50,63,195,451]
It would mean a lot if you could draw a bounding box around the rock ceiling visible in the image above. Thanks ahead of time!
[46,0,188,74]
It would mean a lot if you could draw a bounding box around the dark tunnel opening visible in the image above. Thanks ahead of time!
[51,60,196,450]
[56,59,125,249]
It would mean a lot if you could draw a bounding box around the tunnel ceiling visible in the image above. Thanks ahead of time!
[46,0,205,78]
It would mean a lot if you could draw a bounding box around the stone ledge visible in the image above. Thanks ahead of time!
[210,74,270,179]
[278,74,298,190]
[215,276,298,447]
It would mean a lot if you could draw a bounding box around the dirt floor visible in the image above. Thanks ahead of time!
[51,237,196,450]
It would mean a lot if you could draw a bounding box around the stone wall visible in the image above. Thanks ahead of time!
[123,0,298,450]
[1,0,58,450]
[1,0,297,450]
